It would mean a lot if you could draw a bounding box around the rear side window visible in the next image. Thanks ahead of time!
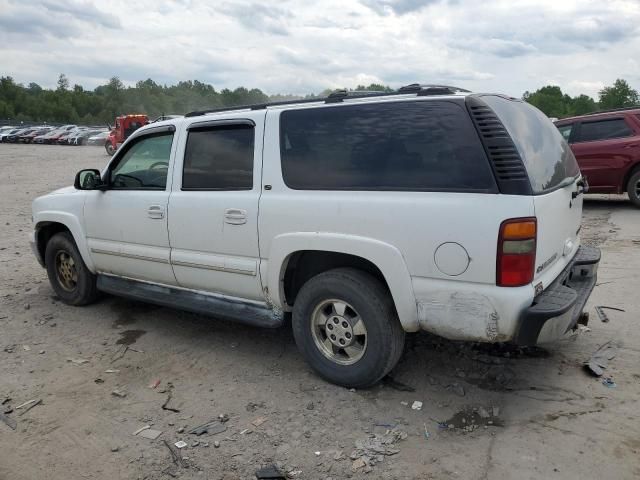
[556,123,573,141]
[482,96,579,193]
[576,118,633,142]
[280,101,495,192]
[182,125,254,190]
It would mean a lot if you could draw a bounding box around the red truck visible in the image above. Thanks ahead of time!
[105,114,149,155]
[555,107,640,207]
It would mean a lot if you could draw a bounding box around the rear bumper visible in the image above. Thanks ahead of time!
[514,245,600,345]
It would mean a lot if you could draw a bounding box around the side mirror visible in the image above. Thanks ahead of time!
[74,169,105,190]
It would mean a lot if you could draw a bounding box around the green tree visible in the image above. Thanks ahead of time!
[598,79,639,109]
[57,74,69,91]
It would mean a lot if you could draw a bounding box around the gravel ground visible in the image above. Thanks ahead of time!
[1,143,639,480]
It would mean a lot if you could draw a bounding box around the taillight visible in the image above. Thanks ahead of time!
[497,217,537,287]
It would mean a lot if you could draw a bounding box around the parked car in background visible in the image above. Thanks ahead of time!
[74,129,108,145]
[0,127,24,142]
[34,129,63,144]
[5,127,36,143]
[555,107,640,207]
[87,131,110,145]
[19,127,53,143]
[0,126,16,135]
[65,128,88,145]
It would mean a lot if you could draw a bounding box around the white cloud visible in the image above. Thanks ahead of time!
[0,0,639,99]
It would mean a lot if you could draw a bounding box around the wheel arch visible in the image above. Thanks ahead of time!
[35,214,94,271]
[622,162,640,193]
[265,233,419,332]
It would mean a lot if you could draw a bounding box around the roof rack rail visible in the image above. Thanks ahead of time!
[185,83,469,117]
[580,105,640,116]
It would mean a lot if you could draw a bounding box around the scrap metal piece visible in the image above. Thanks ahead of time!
[584,341,617,377]
[188,420,227,436]
[0,412,16,430]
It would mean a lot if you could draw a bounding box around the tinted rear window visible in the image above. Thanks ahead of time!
[182,125,254,190]
[280,101,495,191]
[482,96,579,193]
[576,118,633,142]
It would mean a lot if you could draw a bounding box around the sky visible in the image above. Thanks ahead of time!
[1,0,639,98]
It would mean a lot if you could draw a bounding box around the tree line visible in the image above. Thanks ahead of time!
[0,73,638,125]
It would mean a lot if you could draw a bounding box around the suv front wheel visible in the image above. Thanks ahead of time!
[627,169,640,208]
[45,232,98,305]
[292,268,405,388]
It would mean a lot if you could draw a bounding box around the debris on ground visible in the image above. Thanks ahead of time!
[255,464,286,479]
[246,401,265,412]
[0,411,16,430]
[442,406,503,433]
[104,369,119,374]
[111,345,129,363]
[149,379,161,389]
[218,413,229,423]
[110,446,119,452]
[67,358,89,365]
[213,440,220,448]
[594,306,624,323]
[350,428,408,469]
[240,428,252,435]
[164,439,186,473]
[15,399,39,410]
[411,401,422,411]
[584,341,618,377]
[251,416,268,427]
[133,425,150,436]
[188,420,227,436]
[111,389,127,398]
[161,383,180,413]
[382,376,416,392]
[423,423,430,439]
[138,428,162,440]
[174,440,187,449]
[602,377,617,388]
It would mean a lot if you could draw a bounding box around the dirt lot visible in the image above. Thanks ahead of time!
[1,143,639,480]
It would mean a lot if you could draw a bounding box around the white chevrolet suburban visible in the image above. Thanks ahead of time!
[31,85,600,387]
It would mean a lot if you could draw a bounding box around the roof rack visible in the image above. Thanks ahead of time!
[580,105,640,116]
[184,83,469,117]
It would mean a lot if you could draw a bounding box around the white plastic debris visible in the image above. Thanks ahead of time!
[411,401,423,411]
[174,440,187,448]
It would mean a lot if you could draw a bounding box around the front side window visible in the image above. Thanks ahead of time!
[556,123,573,142]
[280,101,495,191]
[182,124,254,190]
[576,118,633,143]
[110,132,174,189]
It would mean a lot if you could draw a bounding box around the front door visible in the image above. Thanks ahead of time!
[84,127,178,285]
[167,113,265,301]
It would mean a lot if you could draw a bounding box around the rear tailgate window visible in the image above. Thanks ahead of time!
[481,95,580,193]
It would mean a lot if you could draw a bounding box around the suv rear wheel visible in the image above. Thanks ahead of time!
[45,232,98,305]
[292,268,405,388]
[627,169,640,208]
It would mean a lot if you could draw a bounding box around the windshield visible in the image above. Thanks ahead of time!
[481,95,580,193]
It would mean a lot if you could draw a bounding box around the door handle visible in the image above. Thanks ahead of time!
[224,208,247,225]
[147,205,165,219]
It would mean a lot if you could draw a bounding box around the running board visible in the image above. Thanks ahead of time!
[97,275,284,329]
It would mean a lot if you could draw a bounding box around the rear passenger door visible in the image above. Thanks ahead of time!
[168,113,266,301]
[571,117,637,191]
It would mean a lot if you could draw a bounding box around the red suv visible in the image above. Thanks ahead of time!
[555,108,640,207]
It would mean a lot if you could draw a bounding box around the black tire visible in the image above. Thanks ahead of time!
[45,232,98,306]
[292,268,405,388]
[627,169,640,208]
[105,142,115,156]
